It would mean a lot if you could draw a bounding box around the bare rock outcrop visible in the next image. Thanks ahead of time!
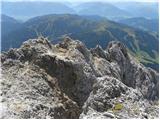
[0,37,159,119]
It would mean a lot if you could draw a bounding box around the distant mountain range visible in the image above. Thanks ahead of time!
[1,1,158,21]
[117,17,159,32]
[114,2,159,19]
[1,2,75,20]
[1,14,22,36]
[74,2,130,20]
[1,14,158,71]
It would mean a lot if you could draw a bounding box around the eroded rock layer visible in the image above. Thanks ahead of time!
[0,37,159,118]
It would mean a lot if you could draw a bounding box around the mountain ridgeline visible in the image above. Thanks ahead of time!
[1,14,159,71]
[75,2,130,20]
[1,14,22,36]
[1,37,159,118]
[114,2,158,19]
[118,17,159,32]
[1,2,75,20]
[2,2,158,20]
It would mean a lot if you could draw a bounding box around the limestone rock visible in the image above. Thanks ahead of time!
[1,37,159,119]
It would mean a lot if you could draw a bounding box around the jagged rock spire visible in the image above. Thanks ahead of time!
[1,37,159,119]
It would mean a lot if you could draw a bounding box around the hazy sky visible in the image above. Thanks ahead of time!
[1,0,158,2]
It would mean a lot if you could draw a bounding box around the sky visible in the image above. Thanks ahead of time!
[1,0,159,2]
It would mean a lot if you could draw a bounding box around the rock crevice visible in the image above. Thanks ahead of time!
[1,37,159,119]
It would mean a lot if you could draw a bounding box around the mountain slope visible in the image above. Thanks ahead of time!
[1,14,158,70]
[1,37,159,118]
[118,17,159,32]
[1,14,22,36]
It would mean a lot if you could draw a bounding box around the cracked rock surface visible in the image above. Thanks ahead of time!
[0,37,159,118]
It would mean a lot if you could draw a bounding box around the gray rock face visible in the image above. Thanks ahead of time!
[0,37,159,118]
[106,41,159,100]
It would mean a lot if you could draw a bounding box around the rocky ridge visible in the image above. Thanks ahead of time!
[0,37,159,118]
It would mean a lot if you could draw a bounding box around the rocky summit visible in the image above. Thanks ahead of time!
[0,36,159,119]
